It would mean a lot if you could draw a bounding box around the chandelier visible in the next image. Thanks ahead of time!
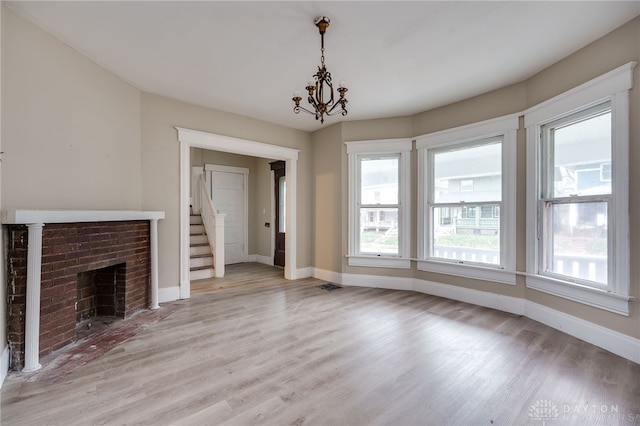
[292,16,348,124]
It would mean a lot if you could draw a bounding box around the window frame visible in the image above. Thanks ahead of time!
[416,115,519,284]
[538,102,611,290]
[524,62,635,315]
[346,139,412,269]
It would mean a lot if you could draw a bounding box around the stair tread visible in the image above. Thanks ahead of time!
[190,265,214,271]
[190,253,213,259]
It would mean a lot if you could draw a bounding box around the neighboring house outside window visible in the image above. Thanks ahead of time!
[524,62,635,315]
[346,139,412,269]
[416,115,519,284]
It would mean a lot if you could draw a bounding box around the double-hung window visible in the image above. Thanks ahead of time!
[417,115,518,284]
[346,139,411,268]
[525,62,635,315]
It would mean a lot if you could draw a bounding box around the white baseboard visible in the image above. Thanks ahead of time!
[252,254,273,266]
[159,286,181,303]
[413,278,525,316]
[0,344,9,389]
[312,269,639,364]
[343,272,413,291]
[296,267,313,279]
[313,268,343,285]
[525,301,640,364]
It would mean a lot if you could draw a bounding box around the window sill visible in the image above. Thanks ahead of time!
[347,255,411,269]
[417,260,516,285]
[526,274,632,316]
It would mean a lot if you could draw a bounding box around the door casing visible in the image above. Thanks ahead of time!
[177,127,299,299]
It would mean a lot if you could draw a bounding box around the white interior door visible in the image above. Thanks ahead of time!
[206,165,248,265]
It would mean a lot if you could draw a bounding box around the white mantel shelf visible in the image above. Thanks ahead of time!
[1,209,165,224]
[2,209,165,373]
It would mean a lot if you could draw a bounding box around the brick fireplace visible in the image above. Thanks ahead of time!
[3,210,163,372]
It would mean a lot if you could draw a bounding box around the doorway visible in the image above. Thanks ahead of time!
[270,161,285,267]
[178,127,300,299]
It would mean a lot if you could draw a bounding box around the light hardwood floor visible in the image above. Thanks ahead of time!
[2,263,640,425]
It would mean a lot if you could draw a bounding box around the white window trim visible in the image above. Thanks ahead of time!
[346,138,412,269]
[524,61,636,316]
[416,114,519,285]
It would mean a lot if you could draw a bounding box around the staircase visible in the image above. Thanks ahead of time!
[190,213,215,280]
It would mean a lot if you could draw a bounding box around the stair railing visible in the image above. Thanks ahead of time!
[198,173,226,277]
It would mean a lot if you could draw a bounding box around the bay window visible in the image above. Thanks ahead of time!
[346,139,411,268]
[525,62,635,315]
[417,115,518,284]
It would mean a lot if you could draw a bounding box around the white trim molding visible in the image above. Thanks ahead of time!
[523,62,636,127]
[1,209,164,224]
[296,267,314,279]
[158,286,181,304]
[345,255,411,269]
[313,268,343,285]
[312,268,639,364]
[252,254,274,266]
[345,138,412,268]
[2,210,166,371]
[524,62,635,316]
[526,274,632,316]
[342,272,414,291]
[0,343,8,389]
[418,260,516,285]
[415,114,519,284]
[177,127,301,296]
[524,301,640,365]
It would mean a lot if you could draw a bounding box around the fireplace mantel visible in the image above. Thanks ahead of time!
[2,209,164,372]
[2,209,164,224]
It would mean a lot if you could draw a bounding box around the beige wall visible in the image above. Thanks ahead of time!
[1,2,639,367]
[522,17,640,338]
[317,16,640,338]
[0,4,312,297]
[254,158,274,259]
[0,2,5,382]
[311,123,343,272]
[190,149,274,259]
[340,117,415,278]
[140,93,312,288]
[192,149,259,255]
[409,84,528,300]
[1,7,142,210]
[342,116,414,141]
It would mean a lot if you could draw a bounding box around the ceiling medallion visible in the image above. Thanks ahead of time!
[292,16,348,124]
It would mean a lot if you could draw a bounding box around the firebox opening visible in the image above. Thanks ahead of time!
[76,263,126,338]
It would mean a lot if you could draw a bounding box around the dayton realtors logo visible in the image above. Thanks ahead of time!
[528,400,637,424]
[528,400,559,425]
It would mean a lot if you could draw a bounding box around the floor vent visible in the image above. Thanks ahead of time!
[319,283,343,291]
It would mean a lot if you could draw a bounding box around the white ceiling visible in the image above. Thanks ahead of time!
[7,1,640,132]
